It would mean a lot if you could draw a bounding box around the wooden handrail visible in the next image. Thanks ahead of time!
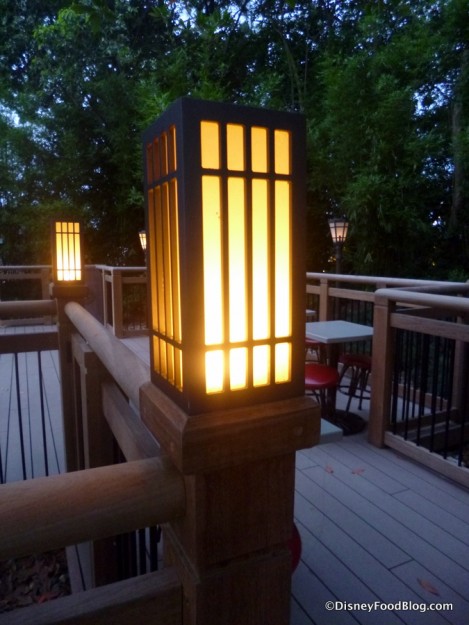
[0,456,185,560]
[306,271,466,288]
[0,299,56,317]
[64,300,150,408]
[375,287,469,314]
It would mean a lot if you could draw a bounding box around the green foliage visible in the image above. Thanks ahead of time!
[0,0,468,279]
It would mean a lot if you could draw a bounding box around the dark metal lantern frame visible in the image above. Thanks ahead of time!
[142,98,306,414]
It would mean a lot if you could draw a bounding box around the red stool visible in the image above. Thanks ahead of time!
[305,362,339,420]
[338,353,371,412]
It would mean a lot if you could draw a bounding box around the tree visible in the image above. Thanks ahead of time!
[0,0,468,279]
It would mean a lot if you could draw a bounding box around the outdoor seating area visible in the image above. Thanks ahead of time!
[3,3,468,621]
[0,267,469,624]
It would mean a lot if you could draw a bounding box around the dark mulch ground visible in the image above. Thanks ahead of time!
[0,550,70,613]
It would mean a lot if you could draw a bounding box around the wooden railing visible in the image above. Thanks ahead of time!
[306,272,469,487]
[0,267,52,325]
[94,265,147,338]
[0,295,317,624]
[0,264,148,337]
[3,269,468,620]
[369,284,469,488]
[0,299,186,625]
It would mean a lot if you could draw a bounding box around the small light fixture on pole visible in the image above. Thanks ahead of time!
[50,219,87,471]
[50,220,87,298]
[52,220,83,282]
[139,229,147,252]
[328,217,349,273]
[142,97,306,414]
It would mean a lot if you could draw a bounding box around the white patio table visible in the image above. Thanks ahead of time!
[305,320,373,434]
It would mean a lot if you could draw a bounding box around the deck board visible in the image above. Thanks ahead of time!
[0,325,63,482]
[2,329,469,624]
[293,435,469,625]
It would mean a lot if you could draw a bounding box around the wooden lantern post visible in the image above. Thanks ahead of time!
[140,99,320,624]
[50,220,88,471]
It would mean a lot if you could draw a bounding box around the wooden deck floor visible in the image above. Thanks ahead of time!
[291,434,469,625]
[0,324,64,483]
[1,329,468,623]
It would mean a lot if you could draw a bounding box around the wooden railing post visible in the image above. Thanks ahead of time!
[70,335,125,588]
[368,291,395,446]
[141,383,319,625]
[54,288,89,472]
[71,335,114,470]
[111,270,124,337]
[55,297,81,472]
[319,277,333,320]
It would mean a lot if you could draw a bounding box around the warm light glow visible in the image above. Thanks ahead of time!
[162,183,174,338]
[201,121,220,169]
[251,127,268,172]
[155,186,166,334]
[148,190,158,332]
[252,179,270,340]
[227,124,245,171]
[228,177,247,342]
[139,230,147,251]
[202,176,223,345]
[275,130,290,175]
[206,350,224,393]
[253,345,270,386]
[275,342,291,383]
[169,180,181,343]
[328,218,349,243]
[274,181,291,338]
[54,221,82,281]
[230,347,247,389]
[144,100,304,412]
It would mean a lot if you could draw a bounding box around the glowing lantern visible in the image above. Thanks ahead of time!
[52,221,83,282]
[143,98,306,414]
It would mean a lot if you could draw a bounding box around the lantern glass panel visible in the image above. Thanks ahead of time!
[275,342,291,383]
[253,345,270,386]
[227,124,245,171]
[252,179,270,341]
[274,181,291,338]
[274,130,290,175]
[230,347,248,390]
[251,127,268,173]
[228,177,247,342]
[169,180,181,343]
[206,350,224,393]
[202,175,224,346]
[201,121,220,169]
